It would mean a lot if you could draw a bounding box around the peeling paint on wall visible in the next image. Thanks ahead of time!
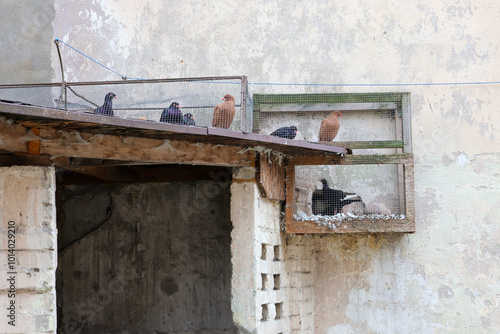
[1,0,500,332]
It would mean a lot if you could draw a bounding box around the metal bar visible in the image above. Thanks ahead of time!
[0,83,63,88]
[240,76,248,133]
[54,39,67,109]
[319,140,404,149]
[0,76,246,88]
[67,85,99,108]
[69,105,244,112]
[288,153,413,165]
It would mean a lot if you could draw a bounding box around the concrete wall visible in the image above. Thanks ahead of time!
[0,1,55,84]
[57,181,235,333]
[0,166,57,334]
[1,0,500,333]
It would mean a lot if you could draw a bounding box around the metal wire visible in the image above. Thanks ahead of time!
[253,91,411,154]
[0,77,252,132]
[294,163,406,222]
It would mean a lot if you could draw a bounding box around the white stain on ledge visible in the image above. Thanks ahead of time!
[456,152,470,167]
[327,323,356,334]
[294,210,406,230]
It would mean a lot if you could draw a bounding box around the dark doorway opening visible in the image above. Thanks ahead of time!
[56,164,236,333]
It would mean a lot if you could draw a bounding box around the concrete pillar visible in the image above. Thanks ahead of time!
[230,167,259,333]
[0,166,57,334]
[230,167,287,334]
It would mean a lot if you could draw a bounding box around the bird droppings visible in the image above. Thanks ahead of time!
[455,152,470,167]
[294,210,406,229]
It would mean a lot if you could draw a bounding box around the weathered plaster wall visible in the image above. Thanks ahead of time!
[57,181,236,333]
[0,1,55,84]
[0,0,499,333]
[0,166,57,334]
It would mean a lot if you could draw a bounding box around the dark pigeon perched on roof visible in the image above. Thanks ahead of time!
[183,113,196,126]
[270,126,298,139]
[159,102,183,124]
[94,92,117,116]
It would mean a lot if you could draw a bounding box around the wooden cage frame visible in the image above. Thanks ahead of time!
[253,92,412,153]
[285,153,415,234]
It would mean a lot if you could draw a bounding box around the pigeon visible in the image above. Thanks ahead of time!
[312,178,362,215]
[94,92,117,116]
[318,111,342,141]
[270,126,298,139]
[159,102,183,124]
[342,201,366,216]
[183,113,196,126]
[212,94,236,129]
[365,203,391,215]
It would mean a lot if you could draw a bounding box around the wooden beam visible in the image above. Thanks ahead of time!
[285,161,295,228]
[286,219,415,234]
[403,157,415,222]
[51,157,168,167]
[56,165,138,183]
[56,165,233,185]
[0,116,34,153]
[27,127,41,155]
[0,154,51,166]
[259,102,398,113]
[256,152,286,201]
[39,128,255,167]
[288,153,414,166]
[319,140,404,149]
[253,93,404,105]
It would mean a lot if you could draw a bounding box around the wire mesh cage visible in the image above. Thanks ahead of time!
[253,92,411,154]
[286,154,415,234]
[0,76,252,133]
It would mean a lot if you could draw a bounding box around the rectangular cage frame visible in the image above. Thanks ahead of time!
[285,153,415,234]
[0,75,253,133]
[253,92,412,152]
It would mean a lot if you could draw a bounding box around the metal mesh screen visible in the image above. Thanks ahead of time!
[0,76,252,132]
[253,92,411,154]
[293,163,407,229]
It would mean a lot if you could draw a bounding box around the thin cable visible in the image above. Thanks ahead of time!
[67,85,99,107]
[248,81,500,87]
[54,38,147,80]
[54,39,499,87]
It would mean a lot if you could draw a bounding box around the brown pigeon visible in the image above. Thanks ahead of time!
[212,94,236,129]
[318,111,342,141]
